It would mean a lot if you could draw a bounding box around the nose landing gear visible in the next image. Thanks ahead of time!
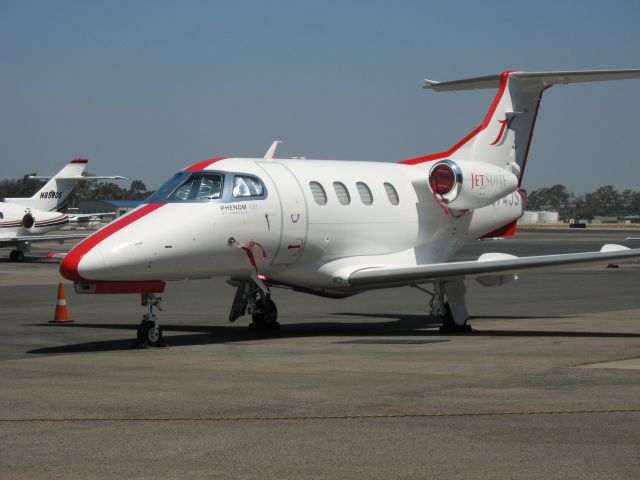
[135,293,165,347]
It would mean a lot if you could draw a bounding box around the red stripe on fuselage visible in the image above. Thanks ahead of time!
[59,203,166,282]
[184,157,226,172]
[480,220,518,239]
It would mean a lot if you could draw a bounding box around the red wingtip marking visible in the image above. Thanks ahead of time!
[184,157,226,172]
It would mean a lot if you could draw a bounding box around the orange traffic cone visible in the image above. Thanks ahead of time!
[50,282,73,323]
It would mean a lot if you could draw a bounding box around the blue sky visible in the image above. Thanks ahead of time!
[1,0,639,193]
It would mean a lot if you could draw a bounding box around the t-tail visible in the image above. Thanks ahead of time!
[400,69,640,211]
[3,159,127,212]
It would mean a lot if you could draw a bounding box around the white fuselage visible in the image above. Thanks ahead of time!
[0,201,69,240]
[61,157,523,294]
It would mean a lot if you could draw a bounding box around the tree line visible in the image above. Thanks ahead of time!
[0,173,152,205]
[2,171,637,220]
[527,184,640,220]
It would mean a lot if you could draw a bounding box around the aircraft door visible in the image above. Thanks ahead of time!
[257,162,308,265]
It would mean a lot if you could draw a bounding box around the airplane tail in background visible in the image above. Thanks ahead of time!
[401,69,640,184]
[4,159,127,211]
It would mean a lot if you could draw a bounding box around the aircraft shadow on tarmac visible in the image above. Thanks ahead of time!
[27,312,640,355]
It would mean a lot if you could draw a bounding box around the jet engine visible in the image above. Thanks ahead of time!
[22,212,35,230]
[428,159,519,210]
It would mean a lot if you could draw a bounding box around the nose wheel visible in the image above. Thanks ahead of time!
[135,294,165,348]
[137,318,163,346]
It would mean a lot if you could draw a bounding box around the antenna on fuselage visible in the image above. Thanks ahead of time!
[264,140,282,160]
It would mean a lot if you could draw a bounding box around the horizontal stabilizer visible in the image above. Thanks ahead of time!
[29,175,127,181]
[424,69,640,91]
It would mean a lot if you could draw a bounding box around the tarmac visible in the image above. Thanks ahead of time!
[1,229,639,479]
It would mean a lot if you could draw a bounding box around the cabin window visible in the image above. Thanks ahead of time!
[309,181,327,205]
[356,182,373,205]
[384,183,400,205]
[333,182,350,205]
[233,176,264,197]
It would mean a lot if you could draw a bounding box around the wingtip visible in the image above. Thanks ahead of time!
[423,79,440,89]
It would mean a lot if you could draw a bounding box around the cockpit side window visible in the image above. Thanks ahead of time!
[168,173,224,201]
[233,176,264,197]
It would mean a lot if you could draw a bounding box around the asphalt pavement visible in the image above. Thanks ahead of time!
[1,230,639,479]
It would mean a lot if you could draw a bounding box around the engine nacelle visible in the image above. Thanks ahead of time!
[22,212,35,230]
[428,159,519,210]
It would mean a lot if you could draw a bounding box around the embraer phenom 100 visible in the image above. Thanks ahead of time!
[60,69,640,346]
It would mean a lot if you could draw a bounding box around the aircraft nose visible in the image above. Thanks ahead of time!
[59,203,167,282]
[60,243,104,282]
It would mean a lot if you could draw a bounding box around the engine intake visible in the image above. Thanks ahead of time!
[22,212,35,230]
[428,159,519,210]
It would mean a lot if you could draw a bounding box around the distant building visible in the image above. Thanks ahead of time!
[78,199,142,217]
[518,210,559,225]
[590,216,619,224]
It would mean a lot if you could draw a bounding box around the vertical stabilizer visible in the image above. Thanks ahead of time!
[401,69,640,184]
[4,159,88,211]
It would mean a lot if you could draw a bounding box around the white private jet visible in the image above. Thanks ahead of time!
[1,159,126,261]
[59,69,640,346]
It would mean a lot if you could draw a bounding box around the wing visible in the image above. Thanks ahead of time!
[348,245,640,289]
[0,233,88,248]
[68,212,115,219]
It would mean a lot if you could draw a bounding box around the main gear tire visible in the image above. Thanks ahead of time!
[250,298,279,329]
[439,302,472,333]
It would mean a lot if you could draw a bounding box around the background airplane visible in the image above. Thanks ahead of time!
[1,159,126,261]
[59,69,640,346]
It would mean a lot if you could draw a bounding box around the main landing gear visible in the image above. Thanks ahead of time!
[414,279,472,333]
[228,277,279,330]
[9,249,25,262]
[135,293,165,348]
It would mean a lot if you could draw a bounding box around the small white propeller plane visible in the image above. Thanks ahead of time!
[59,69,640,346]
[1,159,126,261]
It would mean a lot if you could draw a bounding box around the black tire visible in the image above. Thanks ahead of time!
[9,250,17,262]
[251,298,279,329]
[137,320,163,346]
[439,302,472,333]
[14,251,25,263]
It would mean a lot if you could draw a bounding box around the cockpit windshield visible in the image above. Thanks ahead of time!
[169,173,224,201]
[144,172,224,203]
[144,170,266,204]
